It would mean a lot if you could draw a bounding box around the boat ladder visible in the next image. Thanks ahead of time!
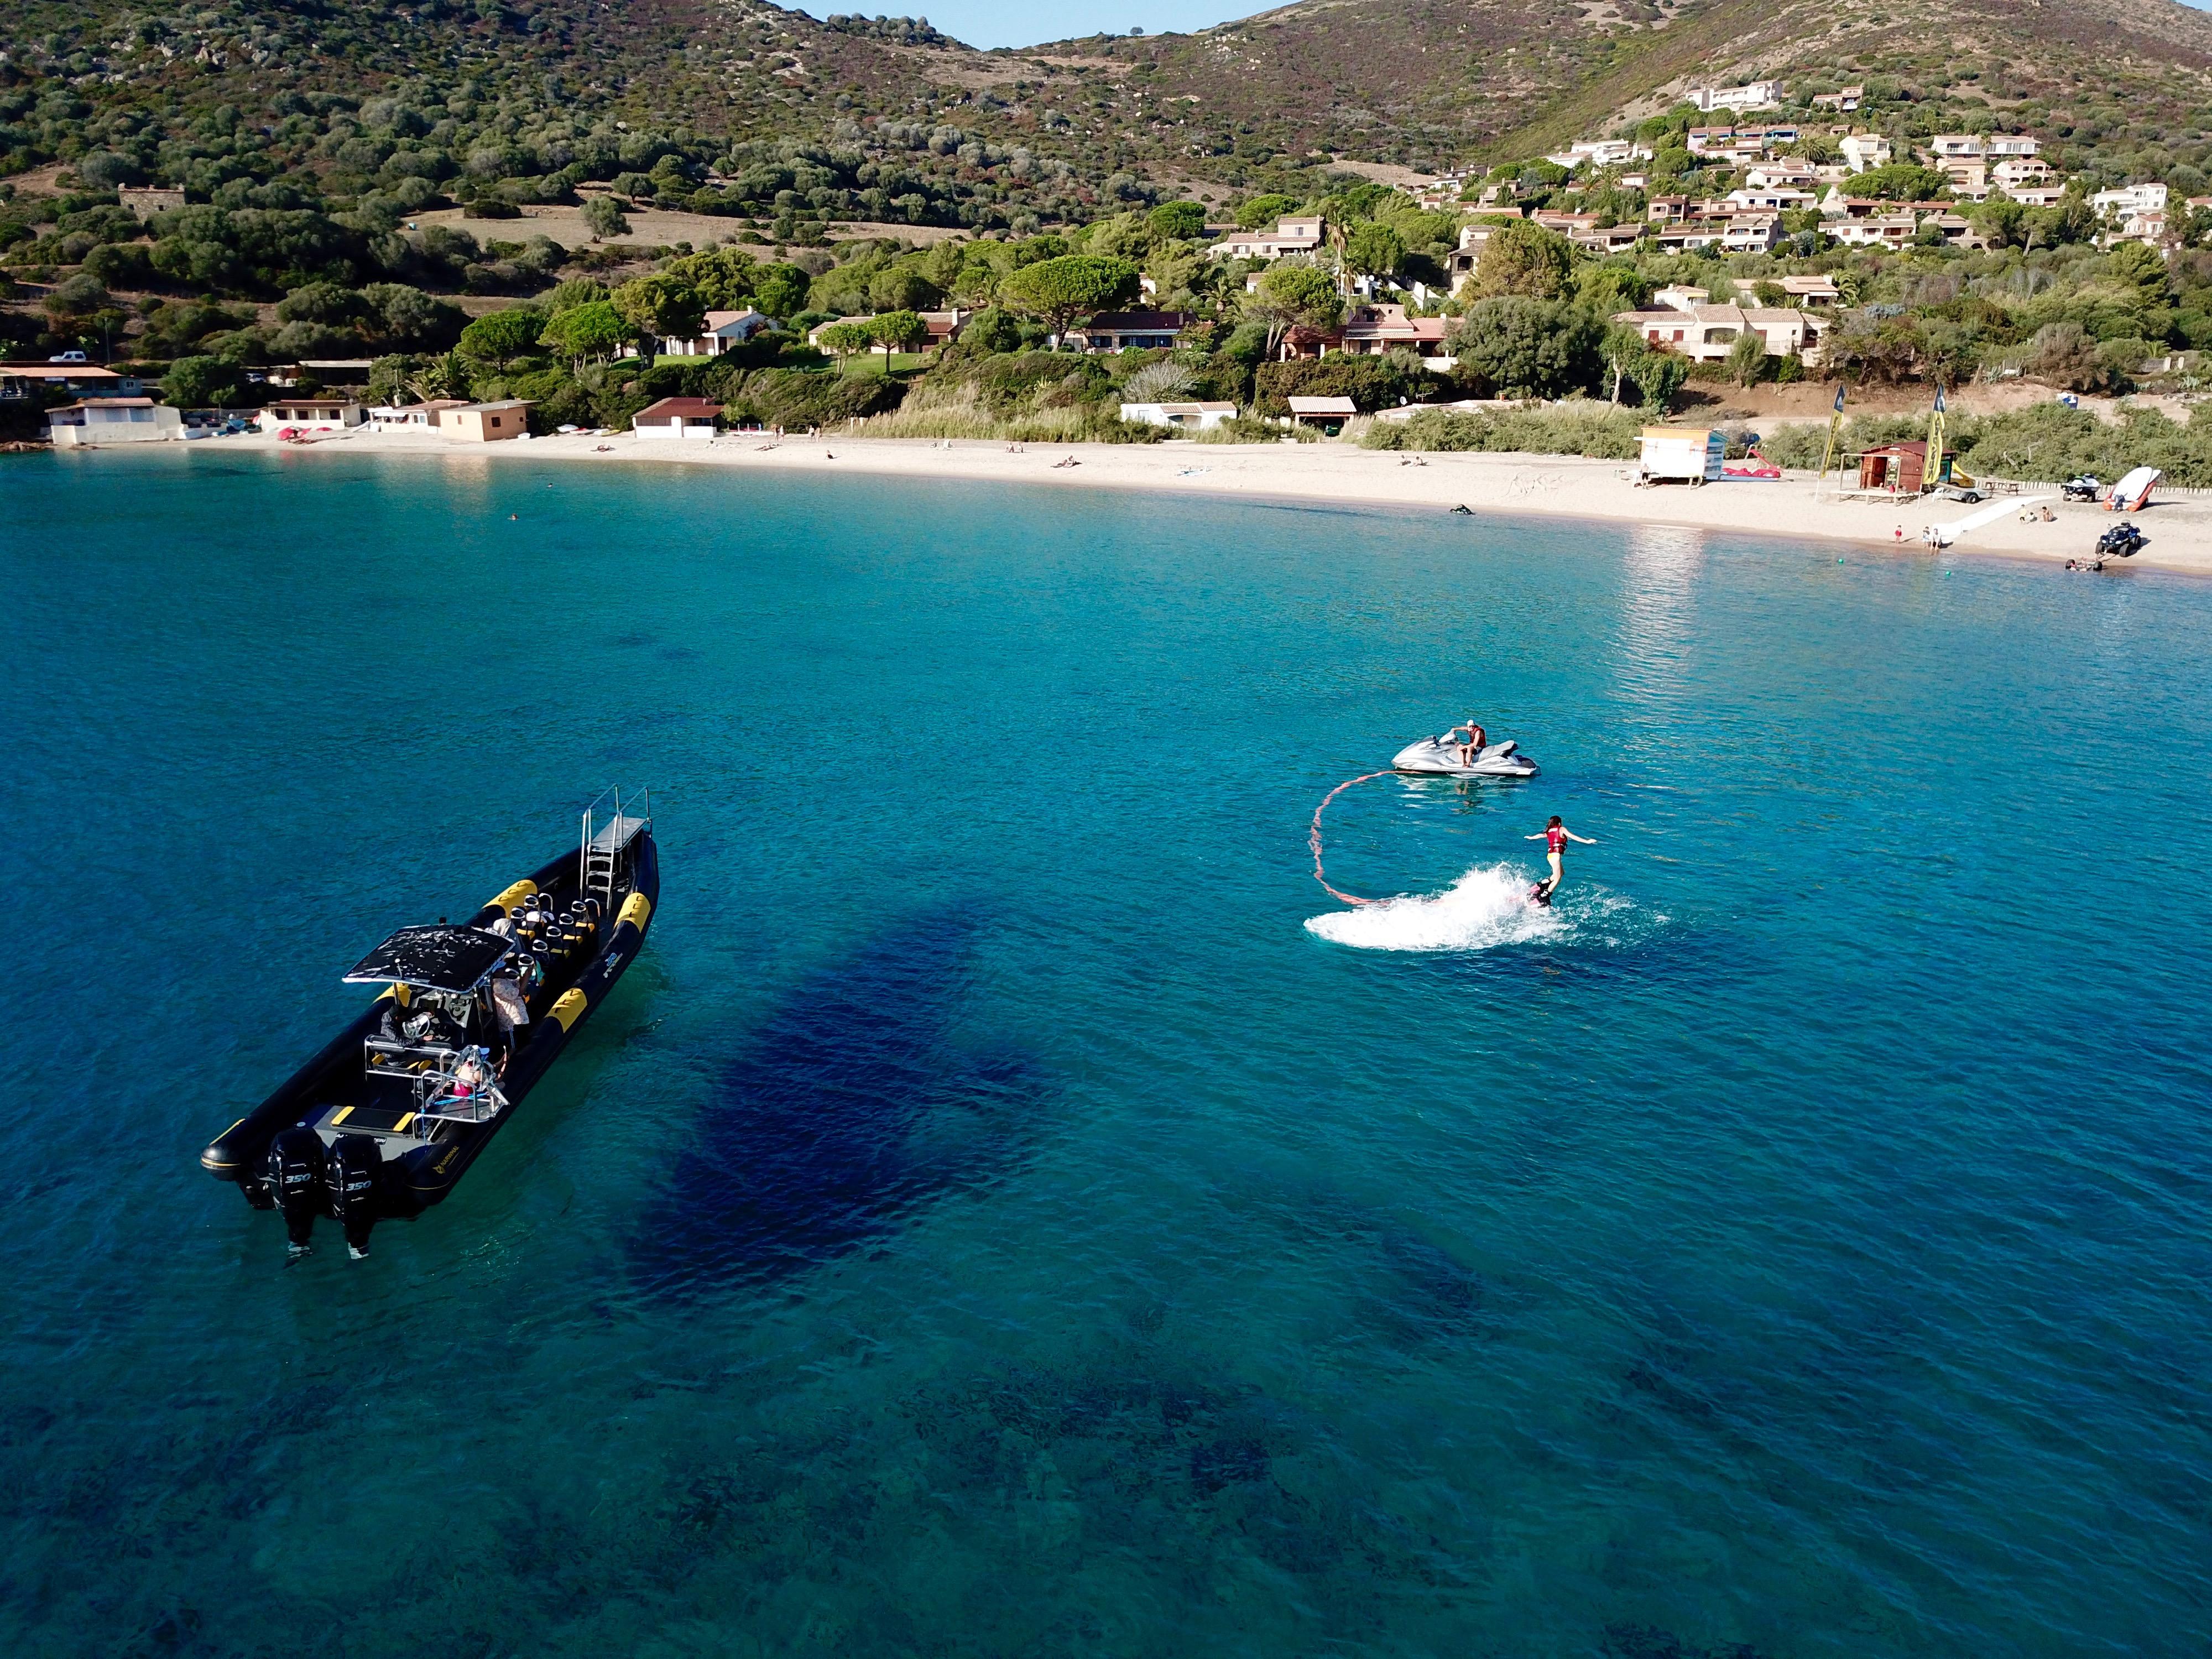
[580,786,651,909]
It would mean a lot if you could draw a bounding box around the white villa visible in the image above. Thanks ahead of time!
[1931,134,2038,159]
[1545,138,1653,171]
[662,309,773,357]
[2091,182,2168,217]
[1726,185,1818,213]
[1745,159,1818,190]
[1612,287,1819,364]
[1992,157,2052,190]
[1208,215,1325,260]
[1839,133,1893,174]
[1777,274,1843,305]
[1689,80,1783,112]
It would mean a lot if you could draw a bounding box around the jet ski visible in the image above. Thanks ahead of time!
[1392,734,1540,778]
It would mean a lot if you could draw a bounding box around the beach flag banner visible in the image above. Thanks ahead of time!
[1818,383,1846,481]
[1926,385,1948,489]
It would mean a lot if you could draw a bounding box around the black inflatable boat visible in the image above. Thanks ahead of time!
[201,789,659,1259]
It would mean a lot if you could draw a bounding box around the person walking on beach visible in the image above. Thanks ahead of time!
[1526,814,1595,905]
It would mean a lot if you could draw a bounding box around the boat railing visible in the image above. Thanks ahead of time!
[366,1038,504,1123]
[365,1036,463,1076]
[580,785,651,908]
[416,1076,509,1128]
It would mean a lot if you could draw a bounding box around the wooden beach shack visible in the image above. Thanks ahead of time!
[1854,439,1955,494]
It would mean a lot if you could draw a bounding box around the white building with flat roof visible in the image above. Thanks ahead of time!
[47,398,183,446]
[1839,133,1893,173]
[1545,138,1653,170]
[1690,80,1783,112]
[2091,182,2168,217]
[1119,400,1237,431]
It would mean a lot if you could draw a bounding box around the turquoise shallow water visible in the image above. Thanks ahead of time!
[3,447,2210,1657]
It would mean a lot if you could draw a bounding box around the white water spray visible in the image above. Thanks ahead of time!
[1304,863,1566,952]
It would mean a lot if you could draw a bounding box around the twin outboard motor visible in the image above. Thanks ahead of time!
[329,1134,380,1260]
[265,1127,327,1257]
[262,1126,384,1259]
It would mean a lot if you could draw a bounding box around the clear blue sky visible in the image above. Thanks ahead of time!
[805,0,2212,53]
[795,2,1273,51]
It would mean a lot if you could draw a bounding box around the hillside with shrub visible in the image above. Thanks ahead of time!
[9,0,2212,479]
[12,0,2212,217]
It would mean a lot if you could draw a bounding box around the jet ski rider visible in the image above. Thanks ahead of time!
[1448,717,1488,767]
[1526,814,1595,902]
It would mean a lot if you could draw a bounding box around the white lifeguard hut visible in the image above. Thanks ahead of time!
[1637,426,1725,486]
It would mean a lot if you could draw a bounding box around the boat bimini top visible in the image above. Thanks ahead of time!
[1392,734,1540,779]
[343,925,518,992]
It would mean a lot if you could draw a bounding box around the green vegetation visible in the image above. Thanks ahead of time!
[12,0,2212,457]
[1357,401,1647,458]
[1757,401,2212,486]
[1357,397,2212,487]
[999,255,1140,341]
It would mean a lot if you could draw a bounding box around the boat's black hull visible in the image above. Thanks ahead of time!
[201,833,658,1233]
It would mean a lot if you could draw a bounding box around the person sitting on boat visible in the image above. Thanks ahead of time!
[1448,717,1487,767]
[451,1048,491,1100]
[399,995,461,1048]
[376,994,437,1046]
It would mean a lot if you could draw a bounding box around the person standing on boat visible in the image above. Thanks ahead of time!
[489,972,530,1070]
[1526,814,1595,904]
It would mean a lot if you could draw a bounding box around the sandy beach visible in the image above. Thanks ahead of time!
[170,426,2212,576]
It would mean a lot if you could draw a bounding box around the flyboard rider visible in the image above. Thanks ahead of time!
[1526,815,1595,906]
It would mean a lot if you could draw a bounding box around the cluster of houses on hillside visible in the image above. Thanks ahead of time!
[1155,90,2208,372]
[1406,82,2200,255]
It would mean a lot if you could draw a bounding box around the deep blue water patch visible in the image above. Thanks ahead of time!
[627,906,1051,1299]
[2,447,2210,1656]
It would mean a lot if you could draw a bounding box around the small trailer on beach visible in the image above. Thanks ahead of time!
[1637,426,1724,486]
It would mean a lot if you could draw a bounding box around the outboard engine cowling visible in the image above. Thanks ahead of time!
[328,1134,381,1260]
[265,1126,327,1257]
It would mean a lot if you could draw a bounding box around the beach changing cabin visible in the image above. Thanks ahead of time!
[1855,440,1953,493]
[1286,395,1358,434]
[434,399,532,442]
[1119,400,1237,432]
[1639,426,1725,484]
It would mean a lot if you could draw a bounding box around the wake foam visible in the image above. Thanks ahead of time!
[1304,863,1564,952]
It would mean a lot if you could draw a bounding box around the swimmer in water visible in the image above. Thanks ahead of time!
[1525,813,1594,903]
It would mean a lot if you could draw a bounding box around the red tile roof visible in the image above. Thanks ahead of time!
[634,397,723,420]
